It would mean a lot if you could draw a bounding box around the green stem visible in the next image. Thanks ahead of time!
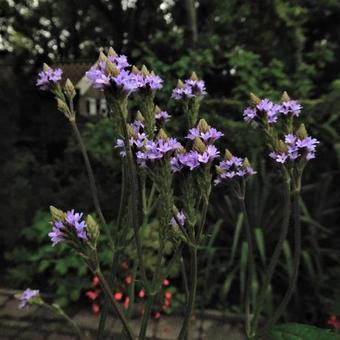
[239,198,255,338]
[96,270,135,340]
[177,246,198,340]
[97,163,128,339]
[69,120,115,251]
[263,190,301,330]
[110,99,149,289]
[251,179,291,334]
[44,303,84,339]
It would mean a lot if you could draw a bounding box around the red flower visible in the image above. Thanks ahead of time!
[139,289,145,298]
[86,290,99,301]
[114,292,123,301]
[125,275,132,285]
[123,296,130,310]
[327,315,340,330]
[92,276,100,287]
[121,261,129,270]
[163,279,170,286]
[154,311,161,320]
[92,303,100,315]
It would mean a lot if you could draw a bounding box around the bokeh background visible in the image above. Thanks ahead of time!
[1,0,340,327]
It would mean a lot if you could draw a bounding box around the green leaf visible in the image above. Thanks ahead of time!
[267,323,340,340]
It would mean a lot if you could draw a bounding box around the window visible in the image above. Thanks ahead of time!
[86,98,97,115]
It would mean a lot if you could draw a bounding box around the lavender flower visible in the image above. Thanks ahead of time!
[171,75,207,100]
[155,110,171,122]
[186,127,223,144]
[36,65,62,90]
[280,100,302,117]
[49,210,88,246]
[85,53,139,96]
[170,211,186,227]
[243,96,303,124]
[18,289,40,309]
[269,133,319,164]
[215,154,256,185]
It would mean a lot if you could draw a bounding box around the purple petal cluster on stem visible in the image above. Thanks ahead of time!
[172,76,207,100]
[215,153,256,185]
[269,133,319,164]
[36,64,62,90]
[49,209,88,246]
[243,98,302,124]
[17,288,40,309]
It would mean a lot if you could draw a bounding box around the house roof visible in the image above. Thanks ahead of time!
[54,62,92,85]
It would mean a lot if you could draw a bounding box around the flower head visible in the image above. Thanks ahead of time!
[171,75,207,100]
[49,209,88,246]
[269,133,319,164]
[215,153,256,185]
[170,211,186,227]
[17,288,40,309]
[36,64,62,90]
[85,52,138,96]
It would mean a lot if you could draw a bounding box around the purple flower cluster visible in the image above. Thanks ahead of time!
[243,98,302,124]
[186,126,223,144]
[18,288,40,309]
[269,134,319,164]
[171,145,219,172]
[172,78,207,100]
[86,57,139,95]
[155,110,171,122]
[49,210,87,246]
[170,211,186,227]
[36,67,62,90]
[134,72,163,91]
[115,120,181,166]
[136,137,181,166]
[215,156,256,185]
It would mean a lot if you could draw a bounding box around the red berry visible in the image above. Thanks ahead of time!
[139,289,145,298]
[114,292,123,301]
[92,303,100,315]
[86,290,98,301]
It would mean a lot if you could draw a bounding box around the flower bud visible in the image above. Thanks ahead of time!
[177,79,184,88]
[86,215,100,242]
[197,118,210,133]
[154,105,162,114]
[98,51,108,62]
[157,128,168,141]
[243,157,251,169]
[215,165,224,175]
[281,91,291,102]
[56,98,70,116]
[193,137,206,153]
[176,145,186,154]
[136,110,145,122]
[296,123,308,139]
[250,92,261,106]
[131,65,140,75]
[106,59,120,76]
[43,63,51,72]
[190,72,198,81]
[141,65,150,77]
[108,47,118,57]
[127,124,137,139]
[224,149,233,161]
[50,206,66,222]
[277,140,289,153]
[64,79,76,99]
